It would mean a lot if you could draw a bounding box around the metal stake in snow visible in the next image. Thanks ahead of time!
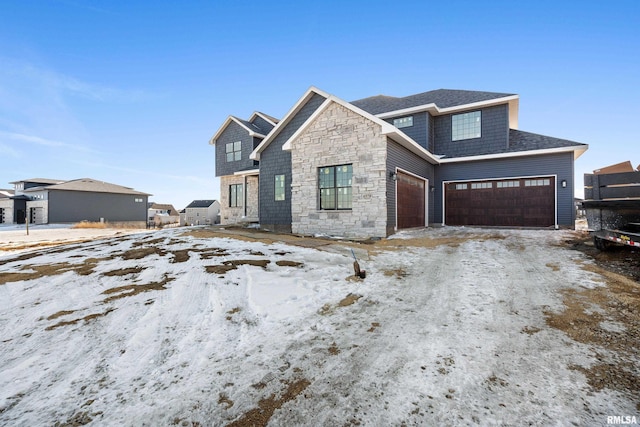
[350,249,366,279]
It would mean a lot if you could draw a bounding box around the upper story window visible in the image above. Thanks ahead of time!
[452,111,481,141]
[226,141,242,162]
[319,164,352,210]
[393,116,413,128]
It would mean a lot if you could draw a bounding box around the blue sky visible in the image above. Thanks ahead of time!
[1,1,638,208]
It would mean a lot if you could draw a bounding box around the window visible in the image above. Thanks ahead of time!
[497,181,520,188]
[226,141,242,162]
[393,116,413,128]
[134,198,143,202]
[471,182,492,189]
[455,183,468,190]
[524,179,551,187]
[229,184,243,207]
[274,174,285,201]
[319,164,352,210]
[452,111,481,141]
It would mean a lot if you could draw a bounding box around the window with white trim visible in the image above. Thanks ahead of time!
[393,116,413,128]
[226,141,242,162]
[452,111,481,141]
[319,164,352,210]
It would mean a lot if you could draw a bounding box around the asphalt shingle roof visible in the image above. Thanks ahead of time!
[185,200,217,208]
[506,129,586,153]
[236,117,266,135]
[351,89,515,115]
[22,178,150,196]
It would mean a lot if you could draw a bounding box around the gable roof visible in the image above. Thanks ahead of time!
[185,199,218,208]
[249,111,279,126]
[0,189,14,198]
[148,203,179,215]
[209,116,267,145]
[22,178,151,196]
[277,88,440,164]
[352,89,517,115]
[251,87,331,161]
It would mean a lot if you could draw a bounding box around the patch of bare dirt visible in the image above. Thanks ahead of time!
[226,378,311,427]
[275,260,303,268]
[102,266,146,277]
[121,246,167,260]
[101,275,174,303]
[338,293,362,307]
[544,262,640,406]
[170,250,191,263]
[46,308,116,331]
[383,268,408,279]
[565,231,640,282]
[0,258,105,285]
[205,259,271,276]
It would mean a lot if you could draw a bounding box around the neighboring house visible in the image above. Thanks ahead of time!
[147,203,180,226]
[184,200,221,225]
[0,189,15,224]
[209,87,588,239]
[2,178,150,226]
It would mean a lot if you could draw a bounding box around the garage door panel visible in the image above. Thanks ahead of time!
[445,177,555,227]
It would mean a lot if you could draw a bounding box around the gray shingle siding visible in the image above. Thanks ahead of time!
[434,152,575,226]
[48,191,148,223]
[433,104,509,158]
[385,112,428,149]
[251,116,275,135]
[259,93,327,229]
[215,121,256,177]
[386,139,436,231]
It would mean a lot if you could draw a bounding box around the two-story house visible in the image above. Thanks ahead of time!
[210,87,587,239]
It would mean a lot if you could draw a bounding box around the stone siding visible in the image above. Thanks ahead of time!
[219,175,259,224]
[290,102,388,238]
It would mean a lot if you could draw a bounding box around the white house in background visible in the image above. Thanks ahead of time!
[147,203,180,226]
[183,200,220,225]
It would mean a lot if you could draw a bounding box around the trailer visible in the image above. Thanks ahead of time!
[582,170,640,251]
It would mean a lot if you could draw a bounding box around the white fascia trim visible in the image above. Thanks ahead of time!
[250,86,333,161]
[376,95,520,119]
[438,144,589,163]
[209,116,266,145]
[233,169,260,176]
[280,94,440,165]
[250,111,277,127]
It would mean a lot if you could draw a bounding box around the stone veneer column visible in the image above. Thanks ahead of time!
[289,102,388,238]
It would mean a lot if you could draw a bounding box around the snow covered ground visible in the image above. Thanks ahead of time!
[0,226,637,426]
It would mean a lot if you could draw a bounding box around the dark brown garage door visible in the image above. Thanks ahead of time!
[445,177,555,227]
[397,172,425,229]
